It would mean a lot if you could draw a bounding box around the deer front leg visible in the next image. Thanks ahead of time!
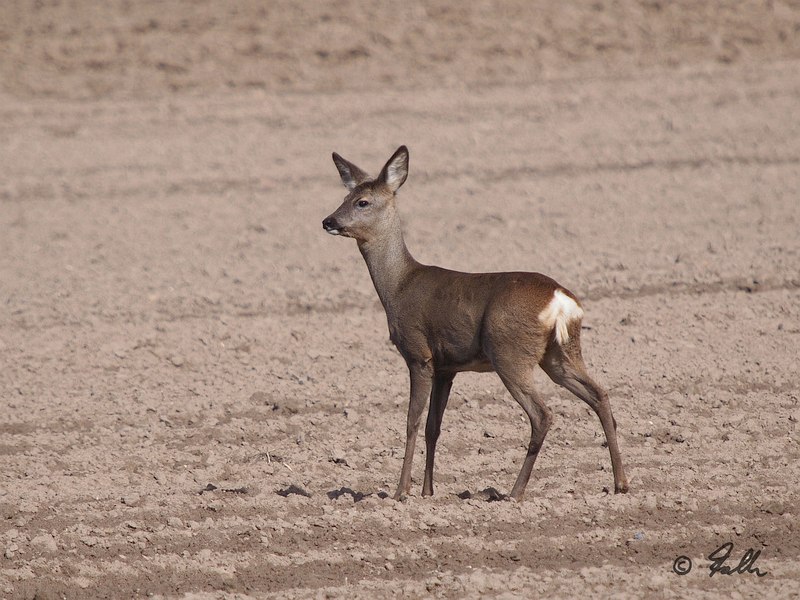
[394,363,433,500]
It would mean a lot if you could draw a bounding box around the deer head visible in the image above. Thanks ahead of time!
[322,146,409,243]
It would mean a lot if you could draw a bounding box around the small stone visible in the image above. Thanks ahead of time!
[197,548,213,561]
[121,494,141,507]
[169,355,185,367]
[74,577,93,589]
[31,534,57,553]
[330,455,349,467]
[4,547,15,559]
[642,494,658,511]
[167,517,183,528]
[425,577,442,591]
[763,502,785,515]
[249,391,269,404]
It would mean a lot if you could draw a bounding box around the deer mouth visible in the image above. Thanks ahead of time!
[329,228,356,238]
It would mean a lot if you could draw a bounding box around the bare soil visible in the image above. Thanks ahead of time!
[1,1,799,598]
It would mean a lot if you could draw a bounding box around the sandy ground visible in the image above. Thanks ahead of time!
[1,1,800,598]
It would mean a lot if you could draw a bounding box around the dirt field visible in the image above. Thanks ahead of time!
[2,1,800,598]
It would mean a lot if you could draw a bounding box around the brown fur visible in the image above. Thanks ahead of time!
[323,146,628,501]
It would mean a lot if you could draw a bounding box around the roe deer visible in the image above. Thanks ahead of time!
[322,146,628,501]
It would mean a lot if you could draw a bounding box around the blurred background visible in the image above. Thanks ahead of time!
[2,2,800,598]
[2,0,799,100]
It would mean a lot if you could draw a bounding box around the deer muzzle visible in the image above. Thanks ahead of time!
[322,216,341,235]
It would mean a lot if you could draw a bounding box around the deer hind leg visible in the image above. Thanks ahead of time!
[540,340,629,494]
[493,360,553,502]
[422,372,455,497]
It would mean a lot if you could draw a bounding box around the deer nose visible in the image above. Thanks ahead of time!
[322,217,337,231]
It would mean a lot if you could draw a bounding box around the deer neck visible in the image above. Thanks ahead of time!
[357,216,418,311]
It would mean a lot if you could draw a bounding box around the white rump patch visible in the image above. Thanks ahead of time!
[538,289,584,344]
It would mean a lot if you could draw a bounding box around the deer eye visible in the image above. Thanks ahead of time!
[356,199,370,208]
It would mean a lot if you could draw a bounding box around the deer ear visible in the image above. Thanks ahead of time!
[332,152,369,191]
[378,146,409,193]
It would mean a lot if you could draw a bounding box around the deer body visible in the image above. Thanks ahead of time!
[323,146,628,501]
